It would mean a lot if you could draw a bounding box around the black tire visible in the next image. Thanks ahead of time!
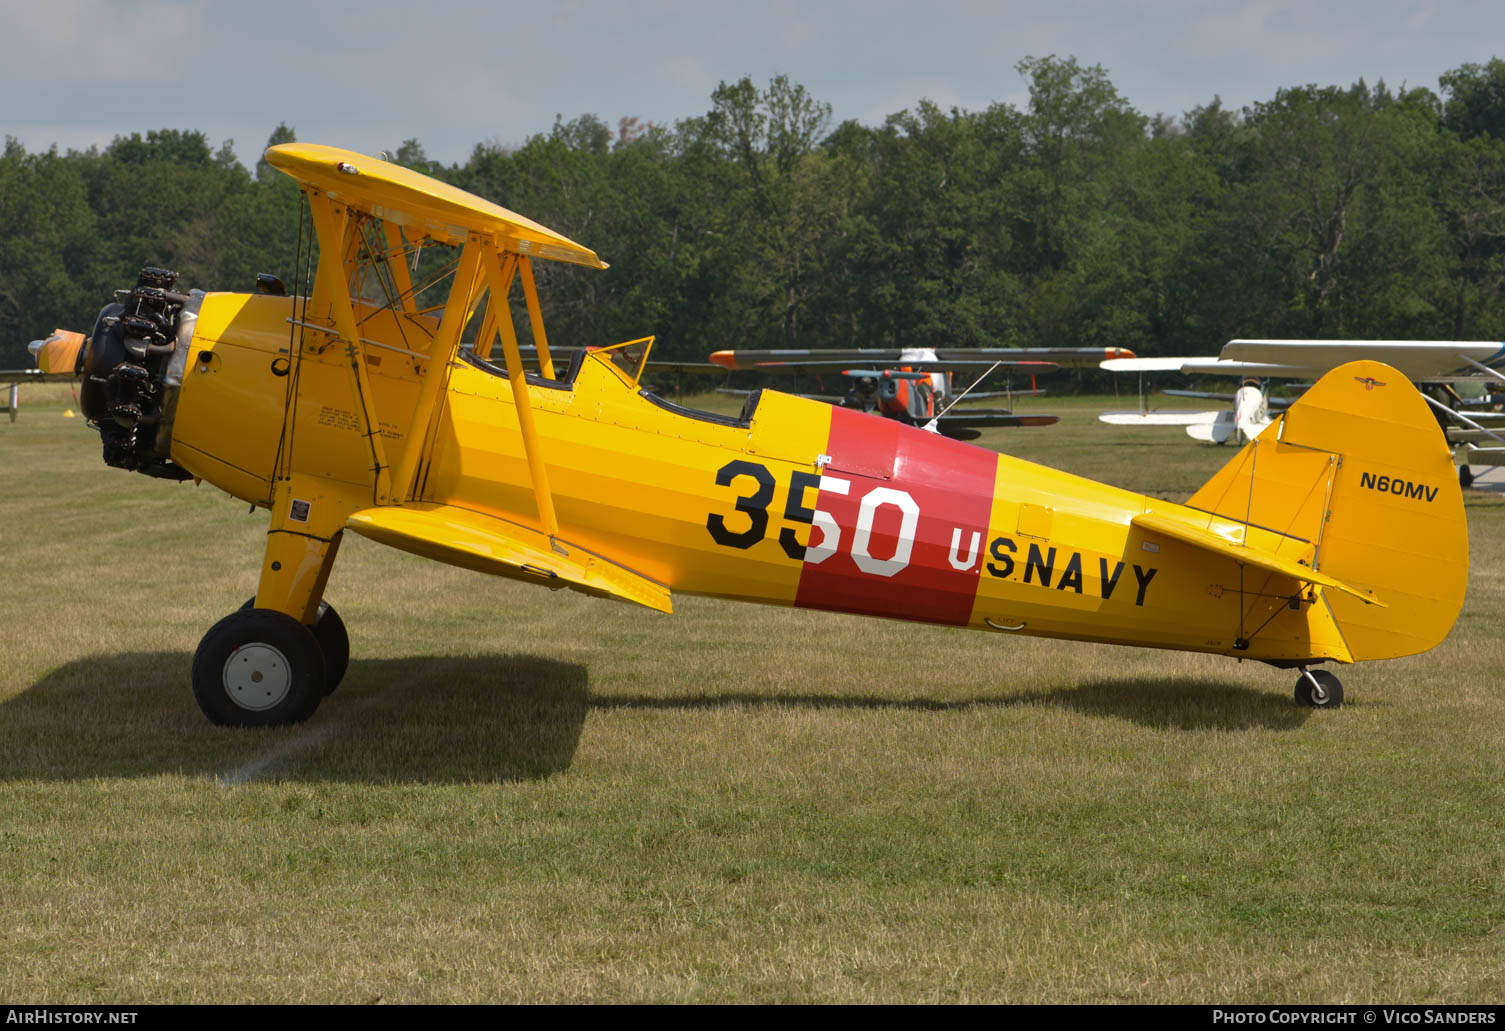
[1294,669,1344,709]
[310,603,349,694]
[193,608,327,727]
[239,598,348,694]
[1460,465,1475,489]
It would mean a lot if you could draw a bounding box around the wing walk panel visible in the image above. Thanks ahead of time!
[346,502,672,613]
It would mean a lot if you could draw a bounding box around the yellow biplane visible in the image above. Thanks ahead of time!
[53,144,1468,725]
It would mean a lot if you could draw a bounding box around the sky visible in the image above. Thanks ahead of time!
[3,0,1501,167]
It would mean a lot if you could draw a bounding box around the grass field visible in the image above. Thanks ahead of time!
[2,383,1503,1003]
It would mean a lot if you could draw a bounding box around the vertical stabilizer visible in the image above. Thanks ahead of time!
[1186,360,1467,662]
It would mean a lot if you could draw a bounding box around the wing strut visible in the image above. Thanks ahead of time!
[306,191,394,505]
[380,221,416,314]
[386,233,484,504]
[518,257,555,380]
[480,240,561,540]
[470,258,515,361]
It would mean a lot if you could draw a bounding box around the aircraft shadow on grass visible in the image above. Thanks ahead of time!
[2,657,1306,785]
[592,677,1311,732]
[2,651,590,785]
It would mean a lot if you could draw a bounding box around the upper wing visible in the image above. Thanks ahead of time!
[711,347,1123,372]
[934,347,1132,367]
[1104,355,1340,378]
[1222,339,1505,380]
[714,357,1056,373]
[265,144,606,269]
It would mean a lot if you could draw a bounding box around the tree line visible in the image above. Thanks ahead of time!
[3,57,1504,372]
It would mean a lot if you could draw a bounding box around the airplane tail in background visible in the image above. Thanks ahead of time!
[1185,360,1468,663]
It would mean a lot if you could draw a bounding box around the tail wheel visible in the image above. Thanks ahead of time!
[239,598,348,694]
[193,609,326,727]
[1294,669,1344,709]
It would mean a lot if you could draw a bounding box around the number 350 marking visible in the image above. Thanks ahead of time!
[705,459,919,577]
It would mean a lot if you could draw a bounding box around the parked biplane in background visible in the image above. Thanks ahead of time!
[1099,355,1288,445]
[1,331,85,421]
[44,145,1467,728]
[1101,339,1505,484]
[707,347,1133,438]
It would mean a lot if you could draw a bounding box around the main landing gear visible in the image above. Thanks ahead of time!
[191,601,349,727]
[1294,668,1344,709]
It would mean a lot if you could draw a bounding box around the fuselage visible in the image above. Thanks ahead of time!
[165,291,1347,665]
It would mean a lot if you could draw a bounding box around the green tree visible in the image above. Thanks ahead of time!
[0,141,98,362]
[1428,131,1505,336]
[1440,59,1505,141]
[1234,82,1437,335]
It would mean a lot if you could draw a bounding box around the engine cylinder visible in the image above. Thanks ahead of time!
[80,267,195,480]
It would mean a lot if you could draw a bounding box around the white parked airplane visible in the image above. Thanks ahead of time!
[1100,339,1505,483]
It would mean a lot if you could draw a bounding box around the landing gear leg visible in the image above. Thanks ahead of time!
[192,478,353,726]
[1294,668,1344,709]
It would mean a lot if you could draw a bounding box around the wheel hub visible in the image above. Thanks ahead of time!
[1304,672,1329,704]
[222,643,293,711]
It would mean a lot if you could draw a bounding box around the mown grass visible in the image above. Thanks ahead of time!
[1,383,1502,1003]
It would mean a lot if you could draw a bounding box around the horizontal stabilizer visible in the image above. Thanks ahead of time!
[1131,512,1384,607]
[347,503,672,613]
[1185,416,1239,444]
